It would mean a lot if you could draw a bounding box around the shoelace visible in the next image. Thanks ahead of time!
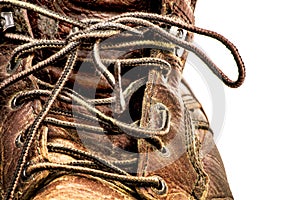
[0,0,245,199]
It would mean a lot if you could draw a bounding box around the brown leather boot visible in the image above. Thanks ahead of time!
[0,0,245,199]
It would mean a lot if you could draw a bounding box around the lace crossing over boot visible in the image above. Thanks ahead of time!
[0,0,245,199]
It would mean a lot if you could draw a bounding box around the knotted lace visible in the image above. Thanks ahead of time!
[0,0,245,199]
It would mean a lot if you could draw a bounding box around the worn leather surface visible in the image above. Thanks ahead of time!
[136,53,233,199]
[0,0,233,199]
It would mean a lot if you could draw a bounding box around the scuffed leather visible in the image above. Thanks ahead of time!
[136,53,233,199]
[0,0,234,199]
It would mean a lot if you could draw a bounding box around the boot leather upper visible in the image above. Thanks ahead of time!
[0,0,233,199]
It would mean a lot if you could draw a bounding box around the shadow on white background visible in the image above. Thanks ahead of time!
[183,0,300,199]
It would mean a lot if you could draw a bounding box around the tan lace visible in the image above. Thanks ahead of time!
[0,0,245,199]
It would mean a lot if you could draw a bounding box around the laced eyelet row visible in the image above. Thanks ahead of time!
[0,1,245,199]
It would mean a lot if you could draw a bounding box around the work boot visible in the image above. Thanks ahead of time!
[0,0,245,199]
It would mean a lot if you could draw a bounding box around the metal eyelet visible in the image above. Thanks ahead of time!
[7,59,21,74]
[15,134,24,148]
[159,146,170,158]
[151,176,168,196]
[0,12,14,32]
[169,26,187,57]
[22,161,31,179]
[10,95,23,110]
[176,29,185,39]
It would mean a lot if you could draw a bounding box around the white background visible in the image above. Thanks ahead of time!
[186,0,300,199]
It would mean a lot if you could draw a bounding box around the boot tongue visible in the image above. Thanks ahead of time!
[25,0,155,40]
[24,0,196,39]
[20,0,197,90]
